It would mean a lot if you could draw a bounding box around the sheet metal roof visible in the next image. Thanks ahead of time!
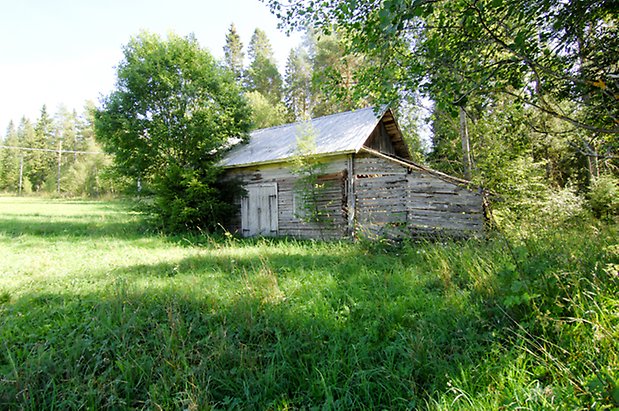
[221,107,385,168]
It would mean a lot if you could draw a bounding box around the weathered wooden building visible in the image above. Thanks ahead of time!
[221,107,484,239]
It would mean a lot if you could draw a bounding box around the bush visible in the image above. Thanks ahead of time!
[588,174,619,220]
[539,183,586,224]
[153,165,242,233]
[493,179,587,233]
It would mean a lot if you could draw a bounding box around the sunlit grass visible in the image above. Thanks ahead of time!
[0,197,617,409]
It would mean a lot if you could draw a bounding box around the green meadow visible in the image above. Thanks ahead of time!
[0,197,617,409]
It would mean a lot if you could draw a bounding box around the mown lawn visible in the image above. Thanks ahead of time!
[0,197,617,409]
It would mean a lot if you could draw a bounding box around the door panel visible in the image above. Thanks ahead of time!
[241,183,278,236]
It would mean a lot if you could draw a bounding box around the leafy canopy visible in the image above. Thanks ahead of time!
[95,31,251,182]
[265,0,618,135]
[95,32,251,232]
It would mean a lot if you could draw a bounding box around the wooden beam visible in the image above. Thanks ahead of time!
[359,147,473,187]
[347,154,356,238]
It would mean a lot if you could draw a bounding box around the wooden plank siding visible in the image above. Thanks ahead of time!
[353,154,484,238]
[224,156,349,239]
[223,152,484,240]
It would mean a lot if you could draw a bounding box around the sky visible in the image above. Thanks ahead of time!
[0,0,302,134]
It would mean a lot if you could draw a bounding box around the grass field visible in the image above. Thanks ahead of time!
[0,197,617,409]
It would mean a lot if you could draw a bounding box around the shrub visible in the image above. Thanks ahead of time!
[539,183,586,224]
[153,165,242,233]
[588,174,619,220]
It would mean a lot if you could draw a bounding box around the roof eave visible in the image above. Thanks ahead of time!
[222,149,356,170]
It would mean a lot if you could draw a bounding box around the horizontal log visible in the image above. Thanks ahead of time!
[357,203,409,213]
[357,214,408,224]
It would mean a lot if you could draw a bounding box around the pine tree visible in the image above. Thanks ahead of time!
[223,23,244,82]
[310,30,366,116]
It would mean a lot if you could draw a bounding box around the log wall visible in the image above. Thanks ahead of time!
[224,153,484,240]
[354,154,484,238]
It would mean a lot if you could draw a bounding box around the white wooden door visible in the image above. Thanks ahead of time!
[241,183,278,237]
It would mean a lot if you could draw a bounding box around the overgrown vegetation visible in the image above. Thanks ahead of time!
[95,32,251,233]
[265,0,617,218]
[0,197,616,409]
[291,122,334,239]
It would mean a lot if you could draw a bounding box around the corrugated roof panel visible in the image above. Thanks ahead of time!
[221,107,383,168]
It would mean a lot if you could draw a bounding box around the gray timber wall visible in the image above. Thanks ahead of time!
[353,154,484,238]
[224,156,349,239]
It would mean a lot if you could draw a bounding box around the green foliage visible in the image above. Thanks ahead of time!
[284,47,313,120]
[290,123,333,238]
[538,184,587,225]
[309,30,369,117]
[95,32,251,231]
[96,32,250,180]
[267,0,618,135]
[245,90,288,129]
[0,198,617,409]
[0,102,120,198]
[223,23,244,82]
[588,174,619,220]
[21,108,54,192]
[0,122,20,192]
[281,28,371,121]
[245,29,283,105]
[59,152,117,197]
[394,98,427,163]
[152,165,240,233]
[266,0,618,195]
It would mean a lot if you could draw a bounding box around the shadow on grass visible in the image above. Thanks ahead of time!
[0,218,150,240]
[1,202,616,409]
[0,247,503,410]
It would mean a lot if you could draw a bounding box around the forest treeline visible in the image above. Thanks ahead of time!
[0,19,616,222]
[0,103,120,196]
[0,26,423,199]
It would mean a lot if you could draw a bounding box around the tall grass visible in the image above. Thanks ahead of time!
[0,197,617,409]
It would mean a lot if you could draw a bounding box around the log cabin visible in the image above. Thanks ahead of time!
[220,107,485,239]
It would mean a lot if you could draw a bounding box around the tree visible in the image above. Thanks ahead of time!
[17,117,36,193]
[290,122,332,239]
[95,32,251,232]
[267,0,617,132]
[246,90,288,129]
[245,29,283,105]
[284,47,313,120]
[248,28,274,62]
[0,121,20,191]
[23,106,55,192]
[265,0,618,183]
[310,30,368,116]
[283,28,369,119]
[223,23,245,82]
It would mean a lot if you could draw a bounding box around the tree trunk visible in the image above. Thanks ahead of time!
[459,106,472,180]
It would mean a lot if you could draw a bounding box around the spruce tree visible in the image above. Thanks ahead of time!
[246,29,283,105]
[0,121,20,191]
[223,23,244,82]
[26,107,55,191]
